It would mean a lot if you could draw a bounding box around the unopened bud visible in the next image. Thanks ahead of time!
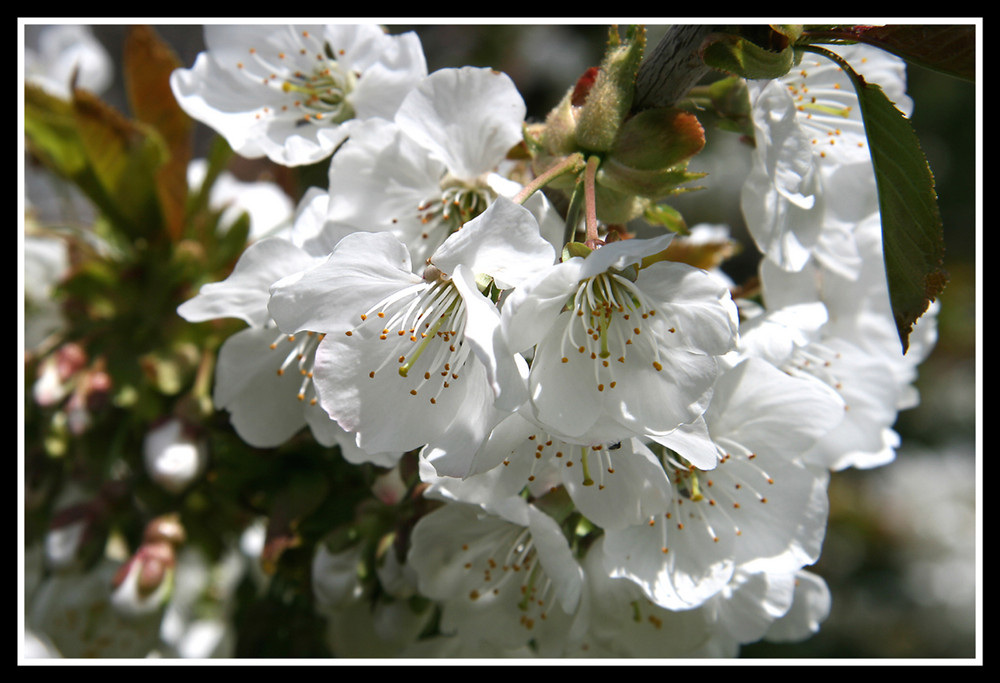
[32,342,87,407]
[575,25,646,152]
[110,541,176,616]
[64,364,113,435]
[134,542,175,597]
[44,516,88,571]
[371,466,407,506]
[143,512,187,546]
[143,418,208,494]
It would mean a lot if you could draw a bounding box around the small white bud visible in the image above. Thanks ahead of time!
[143,419,207,494]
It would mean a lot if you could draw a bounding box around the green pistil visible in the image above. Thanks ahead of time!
[630,600,642,623]
[585,271,641,359]
[423,184,491,232]
[687,470,704,502]
[579,447,596,487]
[398,312,450,378]
[799,101,851,118]
[594,309,612,359]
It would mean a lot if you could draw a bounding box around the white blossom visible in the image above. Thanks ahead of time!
[25,24,113,99]
[502,234,740,448]
[268,197,555,463]
[740,43,910,278]
[170,24,427,166]
[407,497,586,656]
[143,418,208,494]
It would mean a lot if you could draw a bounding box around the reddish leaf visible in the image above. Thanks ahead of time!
[804,24,975,81]
[124,25,193,242]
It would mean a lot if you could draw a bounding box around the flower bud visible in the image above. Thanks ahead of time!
[64,363,112,435]
[110,541,175,616]
[32,342,87,407]
[44,514,89,572]
[371,466,408,506]
[109,514,186,617]
[574,25,646,152]
[143,418,208,494]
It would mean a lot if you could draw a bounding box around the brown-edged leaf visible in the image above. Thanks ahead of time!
[124,25,193,242]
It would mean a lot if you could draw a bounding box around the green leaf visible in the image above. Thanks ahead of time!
[187,135,235,222]
[215,210,252,266]
[24,84,90,176]
[801,24,975,82]
[73,88,168,237]
[809,47,947,352]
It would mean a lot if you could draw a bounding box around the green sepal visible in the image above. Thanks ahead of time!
[522,122,548,160]
[598,160,706,199]
[643,202,690,235]
[593,183,644,224]
[608,106,705,171]
[702,32,796,80]
[562,241,594,262]
[539,84,582,156]
[770,25,804,44]
[707,76,754,137]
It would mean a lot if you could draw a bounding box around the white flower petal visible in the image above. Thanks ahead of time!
[178,238,318,327]
[432,197,556,290]
[212,327,310,447]
[562,438,672,531]
[267,231,417,335]
[451,264,527,411]
[395,66,526,180]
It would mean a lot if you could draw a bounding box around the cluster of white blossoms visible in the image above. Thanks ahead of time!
[174,25,936,657]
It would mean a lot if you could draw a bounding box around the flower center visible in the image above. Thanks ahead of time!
[280,59,357,124]
[558,268,668,390]
[783,342,850,408]
[415,177,493,242]
[502,430,619,490]
[348,276,470,405]
[652,442,776,551]
[783,60,867,155]
[237,32,358,125]
[459,526,557,630]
